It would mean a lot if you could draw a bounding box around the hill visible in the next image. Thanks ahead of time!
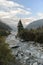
[26,19,43,29]
[0,20,12,31]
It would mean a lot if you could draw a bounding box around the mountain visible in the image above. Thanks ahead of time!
[26,19,43,29]
[1,18,32,31]
[1,18,18,31]
[0,20,12,31]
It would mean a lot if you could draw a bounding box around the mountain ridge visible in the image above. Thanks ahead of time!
[0,20,12,31]
[26,19,43,29]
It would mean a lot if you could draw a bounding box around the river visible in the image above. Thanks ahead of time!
[6,31,43,65]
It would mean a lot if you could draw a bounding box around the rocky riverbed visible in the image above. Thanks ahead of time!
[6,31,43,65]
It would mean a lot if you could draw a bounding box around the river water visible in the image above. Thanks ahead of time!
[6,31,43,65]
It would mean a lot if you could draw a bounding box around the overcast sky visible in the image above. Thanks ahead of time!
[0,0,43,25]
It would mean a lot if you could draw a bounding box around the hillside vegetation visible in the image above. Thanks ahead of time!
[17,20,43,44]
[0,20,12,36]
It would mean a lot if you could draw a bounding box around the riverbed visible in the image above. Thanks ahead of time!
[6,31,43,65]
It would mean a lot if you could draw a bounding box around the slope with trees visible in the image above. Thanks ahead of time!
[0,20,12,36]
[17,20,43,43]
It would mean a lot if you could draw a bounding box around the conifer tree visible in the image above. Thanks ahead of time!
[17,20,24,38]
[17,20,24,34]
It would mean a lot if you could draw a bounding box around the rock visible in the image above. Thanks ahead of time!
[15,54,18,57]
[29,53,31,56]
[33,62,38,65]
[20,39,25,42]
[12,46,19,48]
[21,53,24,56]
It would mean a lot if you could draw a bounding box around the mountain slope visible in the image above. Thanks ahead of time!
[26,19,43,29]
[1,18,18,31]
[0,20,12,31]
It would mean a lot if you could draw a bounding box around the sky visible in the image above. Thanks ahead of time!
[0,0,43,25]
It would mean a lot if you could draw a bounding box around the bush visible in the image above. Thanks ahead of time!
[0,37,15,65]
[0,30,10,36]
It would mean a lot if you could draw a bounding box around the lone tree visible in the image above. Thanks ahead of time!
[17,20,24,38]
[17,20,24,33]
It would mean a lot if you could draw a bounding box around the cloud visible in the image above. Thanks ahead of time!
[21,17,37,26]
[27,8,31,11]
[0,11,10,18]
[0,0,43,26]
[0,0,31,19]
[0,0,24,8]
[10,8,31,15]
[1,0,42,26]
[37,12,43,19]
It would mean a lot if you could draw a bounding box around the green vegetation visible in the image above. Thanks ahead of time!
[0,36,22,65]
[0,20,12,36]
[0,28,14,65]
[0,21,19,65]
[17,20,24,35]
[0,37,13,65]
[17,20,24,38]
[0,30,10,36]
[17,20,43,43]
